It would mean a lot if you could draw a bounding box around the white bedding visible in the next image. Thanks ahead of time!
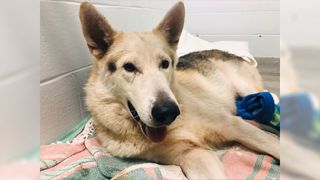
[177,30,257,66]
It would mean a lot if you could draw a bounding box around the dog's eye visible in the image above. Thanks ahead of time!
[161,60,170,69]
[123,63,137,72]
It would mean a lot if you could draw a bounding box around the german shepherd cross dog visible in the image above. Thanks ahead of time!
[79,1,279,179]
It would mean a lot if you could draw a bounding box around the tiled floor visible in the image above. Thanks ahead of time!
[256,58,280,97]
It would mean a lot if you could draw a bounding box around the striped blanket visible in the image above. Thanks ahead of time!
[40,116,279,179]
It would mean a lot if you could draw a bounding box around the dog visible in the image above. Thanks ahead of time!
[79,1,280,179]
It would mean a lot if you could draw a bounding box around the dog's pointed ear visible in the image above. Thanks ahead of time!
[154,1,185,47]
[79,2,116,59]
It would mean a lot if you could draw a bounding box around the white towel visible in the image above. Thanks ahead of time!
[177,30,257,66]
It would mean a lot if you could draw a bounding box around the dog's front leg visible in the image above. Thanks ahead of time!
[225,116,280,159]
[171,148,226,180]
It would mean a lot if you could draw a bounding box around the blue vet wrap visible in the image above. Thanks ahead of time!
[236,92,275,123]
[280,92,315,135]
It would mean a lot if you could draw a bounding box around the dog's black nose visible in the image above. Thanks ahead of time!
[151,101,180,126]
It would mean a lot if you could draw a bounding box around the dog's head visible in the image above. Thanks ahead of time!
[79,2,185,142]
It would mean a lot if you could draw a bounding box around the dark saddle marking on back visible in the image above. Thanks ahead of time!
[177,49,245,75]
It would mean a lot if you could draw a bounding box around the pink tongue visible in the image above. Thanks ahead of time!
[145,126,167,142]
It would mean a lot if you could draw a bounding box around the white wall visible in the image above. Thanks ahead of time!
[281,0,320,48]
[40,0,279,144]
[0,0,39,161]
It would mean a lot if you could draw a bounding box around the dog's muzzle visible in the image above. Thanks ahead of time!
[127,100,180,143]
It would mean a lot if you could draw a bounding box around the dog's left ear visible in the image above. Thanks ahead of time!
[154,1,185,48]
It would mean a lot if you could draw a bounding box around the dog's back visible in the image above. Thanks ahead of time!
[175,49,264,113]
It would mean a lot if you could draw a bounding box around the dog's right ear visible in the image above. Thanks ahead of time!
[79,2,116,59]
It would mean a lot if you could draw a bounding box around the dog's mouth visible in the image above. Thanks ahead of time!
[127,100,167,143]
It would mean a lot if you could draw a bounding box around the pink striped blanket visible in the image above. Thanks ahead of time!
[40,118,279,179]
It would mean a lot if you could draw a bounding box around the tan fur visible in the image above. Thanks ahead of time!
[280,41,300,95]
[79,2,279,179]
